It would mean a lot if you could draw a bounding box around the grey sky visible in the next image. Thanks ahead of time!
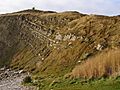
[0,0,120,15]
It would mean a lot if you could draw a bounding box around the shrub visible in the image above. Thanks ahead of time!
[23,76,32,83]
[70,49,120,79]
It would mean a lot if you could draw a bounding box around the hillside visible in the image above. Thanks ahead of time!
[0,9,120,90]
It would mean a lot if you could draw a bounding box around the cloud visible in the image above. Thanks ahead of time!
[0,0,120,15]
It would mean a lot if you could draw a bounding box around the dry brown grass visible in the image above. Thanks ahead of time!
[70,49,120,79]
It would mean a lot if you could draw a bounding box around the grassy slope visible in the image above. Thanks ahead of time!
[1,10,120,90]
[37,15,120,76]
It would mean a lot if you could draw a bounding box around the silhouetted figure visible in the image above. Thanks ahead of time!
[32,7,35,10]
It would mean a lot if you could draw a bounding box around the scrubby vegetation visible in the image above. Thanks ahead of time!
[70,49,120,79]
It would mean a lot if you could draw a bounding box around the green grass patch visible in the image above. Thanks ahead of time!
[31,75,120,90]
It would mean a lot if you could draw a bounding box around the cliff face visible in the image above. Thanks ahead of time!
[0,9,120,76]
[0,15,22,67]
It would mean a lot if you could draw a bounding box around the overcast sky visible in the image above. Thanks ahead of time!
[0,0,120,16]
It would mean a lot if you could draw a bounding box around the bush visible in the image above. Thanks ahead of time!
[23,76,32,83]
